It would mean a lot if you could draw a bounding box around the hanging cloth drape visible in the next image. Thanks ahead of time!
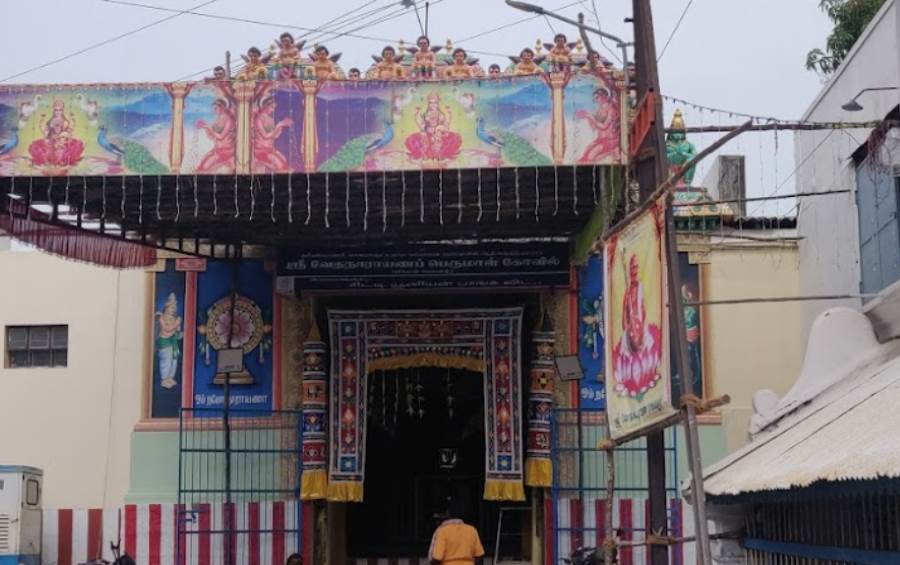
[525,324,556,488]
[326,308,526,503]
[300,322,328,500]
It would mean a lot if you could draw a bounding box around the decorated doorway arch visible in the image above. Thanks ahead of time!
[323,308,526,503]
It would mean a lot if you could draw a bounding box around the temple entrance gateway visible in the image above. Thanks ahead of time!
[348,367,530,559]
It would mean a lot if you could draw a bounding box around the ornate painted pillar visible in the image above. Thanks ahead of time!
[300,80,320,172]
[548,72,570,164]
[300,322,328,500]
[525,318,556,488]
[165,83,193,173]
[234,81,256,174]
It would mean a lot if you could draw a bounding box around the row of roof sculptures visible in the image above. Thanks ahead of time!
[207,33,623,81]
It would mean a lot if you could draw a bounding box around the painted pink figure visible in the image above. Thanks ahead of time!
[576,87,619,163]
[252,96,292,172]
[28,100,84,168]
[612,254,663,397]
[196,98,236,173]
[404,92,462,162]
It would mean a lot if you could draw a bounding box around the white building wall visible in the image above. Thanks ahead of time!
[0,241,147,509]
[795,0,900,339]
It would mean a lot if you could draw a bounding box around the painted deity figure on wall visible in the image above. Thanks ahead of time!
[576,86,618,163]
[405,91,462,162]
[681,283,702,395]
[368,46,406,80]
[28,100,85,168]
[196,98,236,173]
[613,254,662,397]
[252,96,293,172]
[156,292,183,390]
[666,109,696,186]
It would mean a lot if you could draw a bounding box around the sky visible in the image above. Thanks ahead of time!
[0,0,833,215]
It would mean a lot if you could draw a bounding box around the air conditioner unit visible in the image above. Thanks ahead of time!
[0,466,43,565]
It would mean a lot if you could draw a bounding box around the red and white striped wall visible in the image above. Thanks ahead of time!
[42,501,302,565]
[555,497,695,565]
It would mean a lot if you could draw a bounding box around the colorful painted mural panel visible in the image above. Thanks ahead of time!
[603,198,675,439]
[578,253,606,411]
[0,74,622,177]
[194,259,275,412]
[152,260,186,419]
[0,85,173,176]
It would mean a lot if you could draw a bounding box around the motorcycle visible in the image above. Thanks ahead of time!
[78,541,136,565]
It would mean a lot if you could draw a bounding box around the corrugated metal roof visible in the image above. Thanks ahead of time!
[697,309,900,498]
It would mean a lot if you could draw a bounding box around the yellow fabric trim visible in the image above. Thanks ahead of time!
[327,480,364,502]
[525,458,553,488]
[483,479,526,501]
[366,354,485,374]
[300,470,328,500]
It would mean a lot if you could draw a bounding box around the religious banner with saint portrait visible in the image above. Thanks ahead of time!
[603,197,675,440]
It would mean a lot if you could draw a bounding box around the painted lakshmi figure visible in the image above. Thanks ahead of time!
[156,292,183,390]
[28,100,85,168]
[576,86,618,163]
[252,96,292,172]
[405,91,462,162]
[613,254,662,397]
[196,98,236,173]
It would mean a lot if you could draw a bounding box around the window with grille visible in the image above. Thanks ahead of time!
[5,325,68,368]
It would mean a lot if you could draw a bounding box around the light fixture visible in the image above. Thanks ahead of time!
[841,86,898,112]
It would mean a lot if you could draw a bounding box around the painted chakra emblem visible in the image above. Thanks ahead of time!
[204,294,266,353]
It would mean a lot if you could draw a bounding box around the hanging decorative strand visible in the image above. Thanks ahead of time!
[27,177,33,219]
[572,165,579,215]
[514,167,520,219]
[400,170,407,227]
[381,171,387,233]
[64,175,70,208]
[304,173,311,225]
[8,176,14,222]
[419,169,425,223]
[46,178,53,213]
[249,175,257,222]
[233,174,240,219]
[476,168,483,222]
[138,176,144,224]
[155,176,162,220]
[438,169,444,225]
[174,176,181,223]
[324,173,330,228]
[381,370,387,428]
[534,167,540,222]
[270,172,276,223]
[345,171,351,227]
[212,176,219,217]
[592,165,598,205]
[552,166,559,216]
[193,174,199,218]
[100,176,107,222]
[363,172,369,231]
[287,174,292,223]
[83,176,89,219]
[393,372,399,428]
[120,176,126,224]
[457,169,463,224]
[495,168,501,222]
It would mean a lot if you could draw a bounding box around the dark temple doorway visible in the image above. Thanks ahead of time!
[347,366,530,559]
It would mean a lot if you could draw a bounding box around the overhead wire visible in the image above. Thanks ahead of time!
[657,0,694,61]
[0,0,219,83]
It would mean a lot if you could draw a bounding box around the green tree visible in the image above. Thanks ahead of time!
[806,0,887,75]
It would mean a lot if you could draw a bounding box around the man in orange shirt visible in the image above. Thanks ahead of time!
[429,498,486,565]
